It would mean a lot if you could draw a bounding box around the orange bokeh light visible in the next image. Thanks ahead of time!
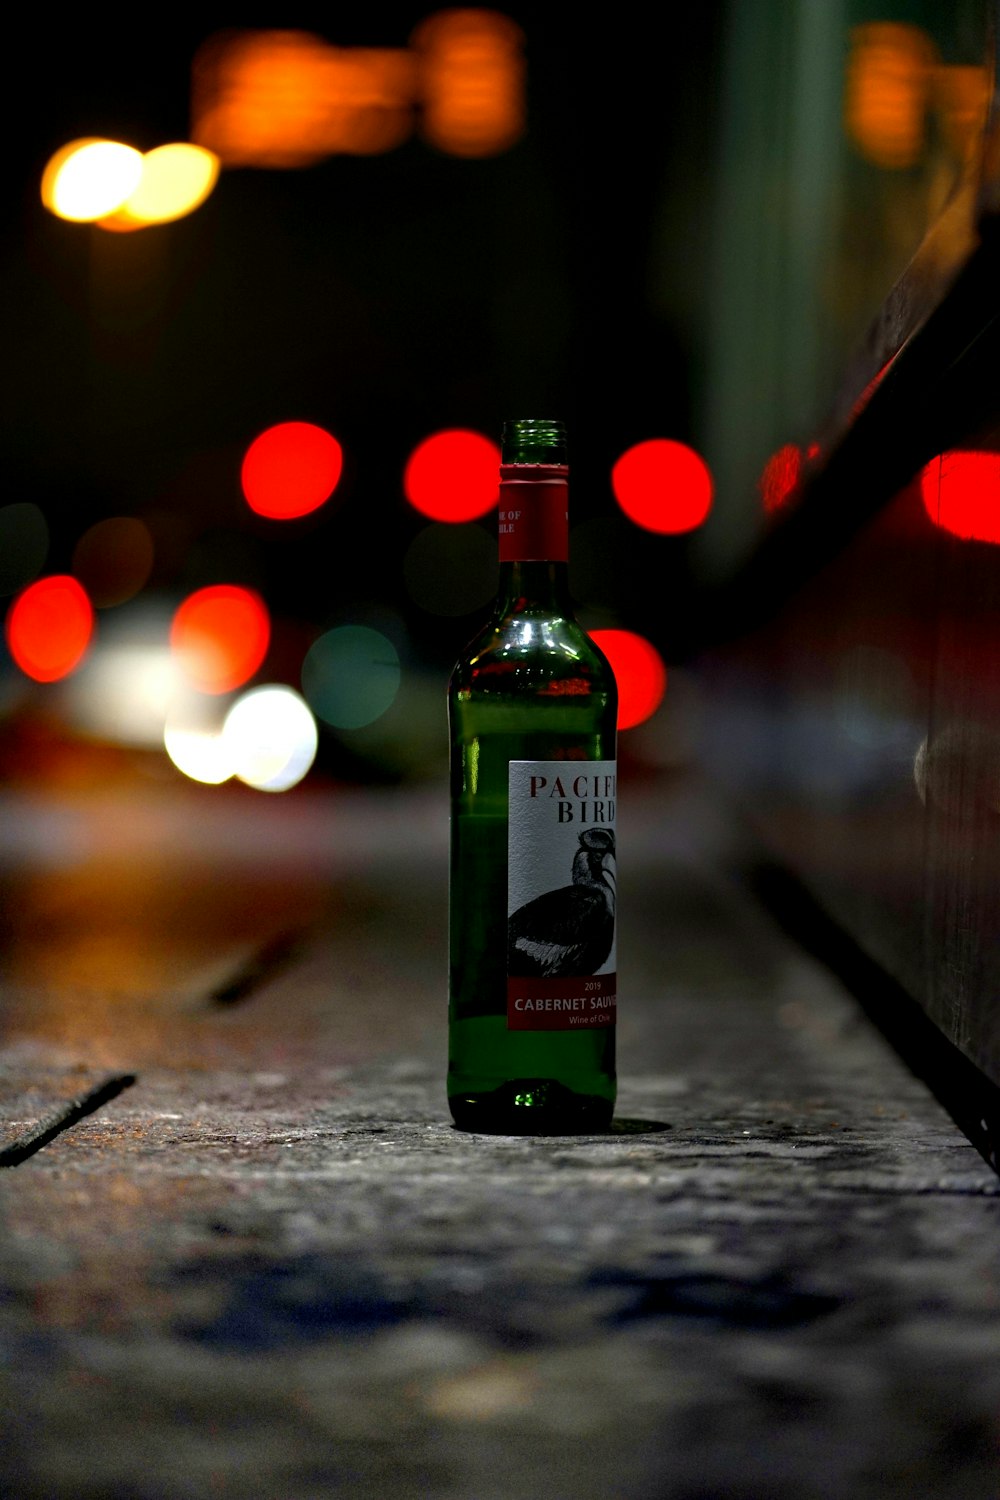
[191,18,525,168]
[934,64,990,161]
[241,422,343,519]
[192,31,417,166]
[99,143,220,230]
[6,575,94,683]
[844,23,936,169]
[920,452,1000,543]
[611,439,713,534]
[171,585,271,694]
[412,10,525,158]
[41,138,143,222]
[403,429,501,521]
[589,628,667,731]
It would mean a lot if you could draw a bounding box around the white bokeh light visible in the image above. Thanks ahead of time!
[42,139,144,222]
[67,645,180,747]
[117,143,219,225]
[163,724,234,785]
[222,685,318,792]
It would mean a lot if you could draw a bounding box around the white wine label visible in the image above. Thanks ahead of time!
[506,759,617,1030]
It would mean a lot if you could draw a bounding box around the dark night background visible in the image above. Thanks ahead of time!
[0,9,721,711]
[0,4,984,787]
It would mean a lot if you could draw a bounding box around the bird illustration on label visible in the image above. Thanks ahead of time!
[507,828,616,977]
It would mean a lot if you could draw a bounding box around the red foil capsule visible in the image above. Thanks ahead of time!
[498,463,569,562]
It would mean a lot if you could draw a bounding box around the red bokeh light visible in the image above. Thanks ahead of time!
[920,452,1000,542]
[403,429,501,521]
[6,575,94,683]
[171,585,271,694]
[589,628,667,731]
[241,421,343,519]
[760,444,802,513]
[611,439,713,534]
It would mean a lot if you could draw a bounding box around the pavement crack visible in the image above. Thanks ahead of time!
[209,929,307,1006]
[0,1072,137,1167]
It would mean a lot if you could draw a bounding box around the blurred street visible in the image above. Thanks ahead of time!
[1,769,998,1500]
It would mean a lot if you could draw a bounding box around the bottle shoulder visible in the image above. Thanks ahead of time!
[450,608,616,699]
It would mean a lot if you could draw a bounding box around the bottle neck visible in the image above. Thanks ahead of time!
[496,559,573,614]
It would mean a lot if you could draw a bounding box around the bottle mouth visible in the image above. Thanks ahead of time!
[501,418,567,465]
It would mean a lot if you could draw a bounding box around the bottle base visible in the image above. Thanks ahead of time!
[448,1078,614,1135]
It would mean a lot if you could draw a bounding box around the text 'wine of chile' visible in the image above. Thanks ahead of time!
[448,419,618,1133]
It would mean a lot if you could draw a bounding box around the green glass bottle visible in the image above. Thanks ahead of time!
[448,418,618,1133]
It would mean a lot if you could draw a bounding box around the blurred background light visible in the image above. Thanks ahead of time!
[402,522,496,615]
[100,143,220,229]
[403,429,500,521]
[920,452,1000,543]
[58,597,181,746]
[72,517,155,608]
[241,421,344,519]
[0,504,49,597]
[589,628,667,731]
[222,685,318,791]
[611,439,713,534]
[171,585,271,694]
[70,647,180,747]
[412,10,525,158]
[333,664,446,780]
[190,15,524,168]
[934,64,990,162]
[41,139,143,222]
[760,444,802,514]
[163,690,233,784]
[191,30,416,167]
[301,624,401,729]
[844,23,935,171]
[164,721,233,784]
[6,576,95,684]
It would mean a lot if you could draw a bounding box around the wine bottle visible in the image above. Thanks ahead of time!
[448,418,618,1133]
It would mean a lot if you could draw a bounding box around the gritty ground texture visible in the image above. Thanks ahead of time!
[0,779,998,1500]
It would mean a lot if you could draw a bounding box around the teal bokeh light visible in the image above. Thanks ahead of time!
[301,624,401,730]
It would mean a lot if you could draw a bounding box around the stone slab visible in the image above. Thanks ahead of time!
[0,782,998,1499]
